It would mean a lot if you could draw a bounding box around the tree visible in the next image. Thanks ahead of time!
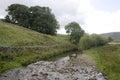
[29,6,59,35]
[65,22,84,45]
[5,4,29,27]
[5,4,59,35]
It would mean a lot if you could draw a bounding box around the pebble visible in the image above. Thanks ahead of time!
[0,55,106,80]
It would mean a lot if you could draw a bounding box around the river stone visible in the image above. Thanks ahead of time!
[0,54,106,80]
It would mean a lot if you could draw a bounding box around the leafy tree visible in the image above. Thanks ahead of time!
[29,6,59,35]
[65,22,84,45]
[5,4,29,27]
[5,4,59,35]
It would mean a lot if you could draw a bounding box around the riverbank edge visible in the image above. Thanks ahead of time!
[0,44,77,75]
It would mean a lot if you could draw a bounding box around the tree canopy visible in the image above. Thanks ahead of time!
[5,4,59,35]
[65,22,84,45]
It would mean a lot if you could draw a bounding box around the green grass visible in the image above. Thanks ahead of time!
[0,21,76,75]
[0,21,69,47]
[86,45,120,80]
[0,44,76,75]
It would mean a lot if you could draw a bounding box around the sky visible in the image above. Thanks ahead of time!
[0,0,120,34]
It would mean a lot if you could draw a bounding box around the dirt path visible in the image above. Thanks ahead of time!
[79,54,96,66]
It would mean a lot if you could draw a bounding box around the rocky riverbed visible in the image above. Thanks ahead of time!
[0,53,107,80]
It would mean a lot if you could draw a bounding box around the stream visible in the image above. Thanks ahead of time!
[0,52,107,80]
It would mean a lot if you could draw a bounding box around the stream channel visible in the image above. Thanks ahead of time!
[0,51,107,80]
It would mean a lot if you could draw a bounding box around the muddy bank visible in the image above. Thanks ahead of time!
[0,53,107,80]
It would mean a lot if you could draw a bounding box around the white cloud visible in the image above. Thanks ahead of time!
[76,0,120,34]
[0,0,120,34]
[83,7,120,34]
[57,27,66,34]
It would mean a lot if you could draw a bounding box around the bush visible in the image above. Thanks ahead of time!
[79,34,108,50]
[79,34,92,49]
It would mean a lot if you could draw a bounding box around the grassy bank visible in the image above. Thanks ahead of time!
[0,44,76,75]
[0,21,76,75]
[86,45,120,80]
[0,21,69,47]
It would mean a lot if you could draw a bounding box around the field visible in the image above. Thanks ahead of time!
[86,44,120,80]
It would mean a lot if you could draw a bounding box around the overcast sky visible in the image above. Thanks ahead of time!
[0,0,120,34]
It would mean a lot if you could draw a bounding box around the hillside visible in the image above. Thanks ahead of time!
[0,20,69,47]
[100,32,120,41]
[0,21,76,74]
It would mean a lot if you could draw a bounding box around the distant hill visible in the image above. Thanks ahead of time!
[100,32,120,41]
